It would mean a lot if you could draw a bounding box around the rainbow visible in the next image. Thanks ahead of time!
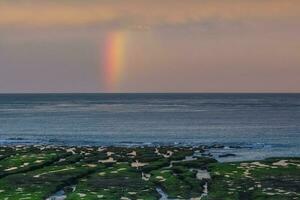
[102,32,126,92]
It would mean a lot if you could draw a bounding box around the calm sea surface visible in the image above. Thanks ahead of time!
[0,93,299,160]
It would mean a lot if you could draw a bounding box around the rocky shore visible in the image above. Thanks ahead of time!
[0,145,299,200]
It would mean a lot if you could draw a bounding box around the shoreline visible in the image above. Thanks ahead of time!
[1,142,299,163]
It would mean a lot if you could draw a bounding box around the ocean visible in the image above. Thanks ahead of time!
[0,93,299,161]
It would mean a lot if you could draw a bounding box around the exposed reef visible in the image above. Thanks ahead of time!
[0,145,298,200]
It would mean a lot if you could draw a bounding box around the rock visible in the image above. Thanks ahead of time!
[229,145,242,149]
[210,144,225,149]
[218,153,236,158]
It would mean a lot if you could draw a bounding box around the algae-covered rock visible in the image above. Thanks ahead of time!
[205,158,300,200]
[66,163,159,200]
[173,157,217,169]
[0,146,298,200]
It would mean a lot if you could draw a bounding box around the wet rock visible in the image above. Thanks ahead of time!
[219,153,236,158]
[210,144,225,149]
[228,145,243,149]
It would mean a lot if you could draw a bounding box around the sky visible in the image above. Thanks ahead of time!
[0,0,299,93]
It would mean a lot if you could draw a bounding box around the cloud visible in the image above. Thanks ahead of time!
[0,0,299,29]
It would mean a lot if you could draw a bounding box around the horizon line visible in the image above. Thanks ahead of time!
[0,92,299,95]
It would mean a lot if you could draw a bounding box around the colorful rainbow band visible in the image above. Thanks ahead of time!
[103,32,125,92]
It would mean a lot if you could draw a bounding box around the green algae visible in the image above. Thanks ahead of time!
[66,163,158,200]
[0,148,68,178]
[0,146,298,200]
[149,167,203,199]
[0,162,96,199]
[205,158,300,200]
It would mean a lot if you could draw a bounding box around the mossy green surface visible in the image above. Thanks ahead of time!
[0,162,96,199]
[0,147,68,178]
[149,167,203,199]
[205,158,300,200]
[0,146,298,200]
[66,163,158,200]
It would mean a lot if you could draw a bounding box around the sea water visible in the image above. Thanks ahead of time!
[0,93,299,160]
